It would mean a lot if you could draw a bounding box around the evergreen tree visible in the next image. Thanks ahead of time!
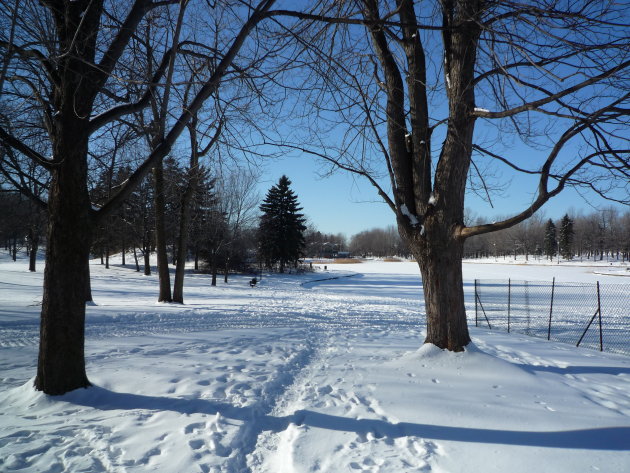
[543,219,557,260]
[258,176,306,273]
[559,214,574,260]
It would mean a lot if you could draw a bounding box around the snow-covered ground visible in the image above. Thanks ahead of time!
[1,253,629,472]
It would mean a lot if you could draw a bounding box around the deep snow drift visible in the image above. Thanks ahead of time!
[0,254,629,472]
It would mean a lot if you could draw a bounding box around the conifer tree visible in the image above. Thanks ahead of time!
[543,219,557,260]
[559,214,575,260]
[258,175,306,273]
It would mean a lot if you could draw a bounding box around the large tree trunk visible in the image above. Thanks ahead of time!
[35,127,92,394]
[153,160,172,302]
[410,235,471,351]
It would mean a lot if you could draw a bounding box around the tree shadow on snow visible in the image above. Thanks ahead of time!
[515,364,630,377]
[62,385,629,451]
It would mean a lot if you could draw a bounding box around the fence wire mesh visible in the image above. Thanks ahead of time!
[470,279,630,356]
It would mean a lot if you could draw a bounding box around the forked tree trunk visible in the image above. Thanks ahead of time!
[35,128,92,395]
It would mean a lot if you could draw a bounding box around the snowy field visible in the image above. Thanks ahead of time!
[1,253,629,472]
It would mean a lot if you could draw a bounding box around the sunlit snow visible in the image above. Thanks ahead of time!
[0,253,629,472]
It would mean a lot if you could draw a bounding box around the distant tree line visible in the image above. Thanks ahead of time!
[349,226,406,258]
[0,188,46,271]
[0,162,261,282]
[464,208,630,262]
[304,229,348,259]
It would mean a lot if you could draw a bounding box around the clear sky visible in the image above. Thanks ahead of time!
[257,153,395,237]
[257,151,627,239]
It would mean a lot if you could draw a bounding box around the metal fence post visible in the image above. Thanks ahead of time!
[507,278,511,333]
[597,281,603,351]
[547,277,555,340]
[475,279,478,327]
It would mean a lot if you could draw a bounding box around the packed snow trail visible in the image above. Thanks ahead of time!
[247,327,444,472]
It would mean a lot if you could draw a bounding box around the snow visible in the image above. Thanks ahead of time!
[1,253,629,472]
[474,107,490,113]
[400,203,420,227]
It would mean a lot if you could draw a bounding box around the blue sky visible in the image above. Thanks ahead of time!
[257,152,627,239]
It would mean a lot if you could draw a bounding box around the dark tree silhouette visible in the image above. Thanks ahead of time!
[559,214,575,260]
[544,219,557,261]
[258,175,306,273]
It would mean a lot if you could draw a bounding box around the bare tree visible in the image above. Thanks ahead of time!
[216,167,260,283]
[0,0,282,395]
[273,0,629,351]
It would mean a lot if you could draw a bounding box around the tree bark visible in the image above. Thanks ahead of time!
[85,260,93,303]
[153,160,172,301]
[143,249,151,276]
[143,228,152,276]
[35,124,92,394]
[409,233,471,351]
[173,123,200,303]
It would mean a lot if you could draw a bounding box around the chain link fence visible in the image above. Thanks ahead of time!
[470,279,630,356]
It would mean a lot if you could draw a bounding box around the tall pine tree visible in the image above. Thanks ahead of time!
[258,176,306,273]
[559,214,574,260]
[543,219,557,260]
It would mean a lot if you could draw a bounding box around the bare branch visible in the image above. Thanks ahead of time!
[472,60,630,119]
